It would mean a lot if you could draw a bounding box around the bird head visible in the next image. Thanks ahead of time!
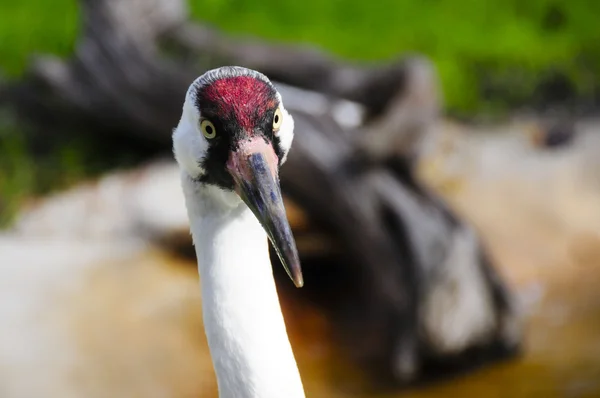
[173,66,302,287]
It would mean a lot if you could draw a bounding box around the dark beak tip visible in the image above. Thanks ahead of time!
[229,144,304,288]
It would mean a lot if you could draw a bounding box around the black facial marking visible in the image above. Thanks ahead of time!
[272,133,286,166]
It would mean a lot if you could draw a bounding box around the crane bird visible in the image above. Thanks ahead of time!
[172,66,306,398]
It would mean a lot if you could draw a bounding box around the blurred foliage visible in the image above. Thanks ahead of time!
[0,112,34,226]
[0,0,599,113]
[0,110,154,227]
[0,0,79,76]
[0,109,91,226]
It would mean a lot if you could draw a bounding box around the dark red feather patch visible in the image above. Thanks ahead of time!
[202,76,277,131]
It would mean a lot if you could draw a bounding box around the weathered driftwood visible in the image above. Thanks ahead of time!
[4,0,521,388]
[279,111,520,385]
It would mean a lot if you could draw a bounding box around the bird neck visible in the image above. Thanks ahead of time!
[182,178,305,398]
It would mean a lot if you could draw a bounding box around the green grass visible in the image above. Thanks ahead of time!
[0,0,79,76]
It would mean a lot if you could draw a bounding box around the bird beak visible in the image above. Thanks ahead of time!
[226,136,304,288]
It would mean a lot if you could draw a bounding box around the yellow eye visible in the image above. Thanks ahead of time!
[201,119,217,139]
[273,107,283,131]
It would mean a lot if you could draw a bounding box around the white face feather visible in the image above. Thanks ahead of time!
[172,91,209,178]
[273,90,294,164]
[172,73,295,181]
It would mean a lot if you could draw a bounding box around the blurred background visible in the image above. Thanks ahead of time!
[1,0,600,397]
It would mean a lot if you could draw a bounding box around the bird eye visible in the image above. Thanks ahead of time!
[201,119,217,139]
[273,107,283,132]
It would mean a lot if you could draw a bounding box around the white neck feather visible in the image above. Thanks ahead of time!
[181,175,305,398]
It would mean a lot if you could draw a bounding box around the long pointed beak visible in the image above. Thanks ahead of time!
[226,136,304,288]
